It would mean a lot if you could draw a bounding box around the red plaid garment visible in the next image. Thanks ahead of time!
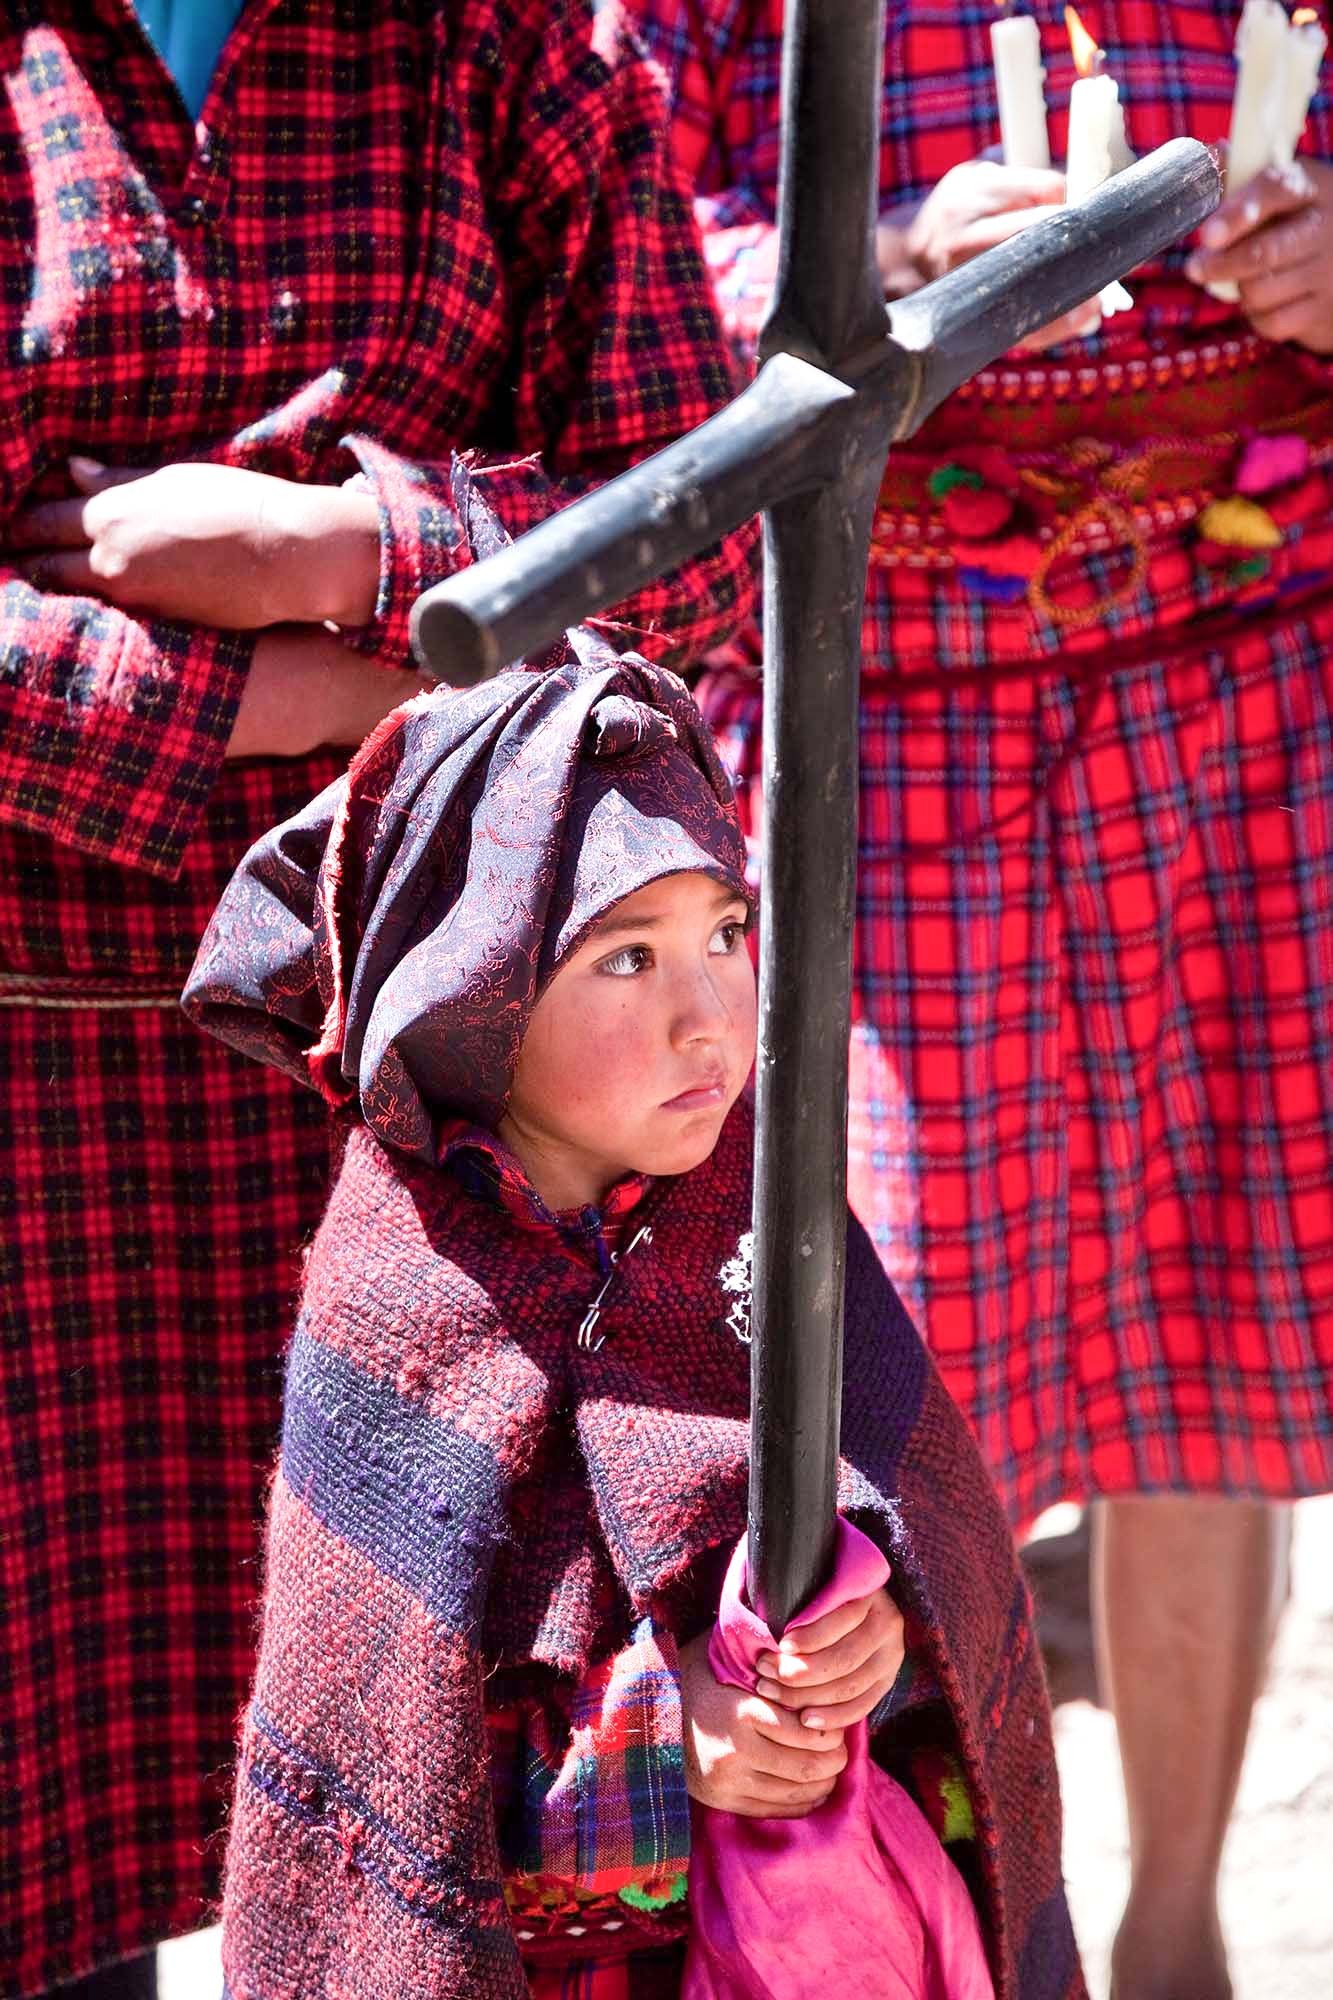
[490,1627,690,1929]
[0,5,754,1992]
[525,1946,685,1999]
[0,996,331,1986]
[633,0,1333,1527]
[704,582,1333,1529]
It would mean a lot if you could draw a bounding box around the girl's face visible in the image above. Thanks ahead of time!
[499,871,756,1213]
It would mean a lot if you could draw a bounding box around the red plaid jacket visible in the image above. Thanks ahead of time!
[0,0,756,986]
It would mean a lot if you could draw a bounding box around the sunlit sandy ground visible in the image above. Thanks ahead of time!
[160,1496,1333,2000]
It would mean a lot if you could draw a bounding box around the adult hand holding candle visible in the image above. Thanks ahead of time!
[1186,155,1333,348]
[889,157,1101,348]
[1210,0,1329,299]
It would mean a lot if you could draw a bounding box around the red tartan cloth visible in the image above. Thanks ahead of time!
[631,0,1333,1526]
[0,6,754,1992]
[525,1948,685,1998]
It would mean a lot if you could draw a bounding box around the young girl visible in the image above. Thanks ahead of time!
[184,635,1081,2000]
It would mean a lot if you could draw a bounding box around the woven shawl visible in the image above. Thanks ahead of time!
[218,1097,1082,2000]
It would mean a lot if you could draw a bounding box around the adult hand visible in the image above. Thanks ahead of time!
[1186,159,1333,353]
[9,459,381,629]
[679,1628,849,1819]
[885,158,1101,349]
[753,1585,906,1732]
[225,626,431,761]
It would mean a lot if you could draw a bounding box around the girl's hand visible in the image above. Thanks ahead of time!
[753,1585,906,1733]
[884,159,1100,348]
[224,626,430,761]
[9,459,381,630]
[1186,160,1333,353]
[679,1628,849,1819]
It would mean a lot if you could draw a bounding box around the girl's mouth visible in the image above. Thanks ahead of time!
[663,1078,727,1112]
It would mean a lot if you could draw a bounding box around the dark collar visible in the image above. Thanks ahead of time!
[438,1118,650,1271]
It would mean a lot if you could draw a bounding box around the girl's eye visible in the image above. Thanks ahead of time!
[709,920,744,955]
[599,944,652,977]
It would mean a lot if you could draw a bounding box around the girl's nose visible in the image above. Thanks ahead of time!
[673,966,731,1045]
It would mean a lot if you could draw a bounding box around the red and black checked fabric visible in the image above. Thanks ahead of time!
[525,1948,685,1998]
[636,0,1333,318]
[634,0,1333,1525]
[703,583,1333,1530]
[0,0,754,963]
[0,999,329,1993]
[0,4,753,1991]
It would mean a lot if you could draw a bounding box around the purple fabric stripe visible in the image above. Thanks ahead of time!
[280,1320,506,1630]
[246,1703,501,1907]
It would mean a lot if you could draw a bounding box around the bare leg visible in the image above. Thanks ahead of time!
[1093,1495,1290,2000]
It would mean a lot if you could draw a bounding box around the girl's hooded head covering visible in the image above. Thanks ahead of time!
[182,634,750,1162]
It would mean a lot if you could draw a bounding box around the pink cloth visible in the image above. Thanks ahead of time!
[682,1518,996,2000]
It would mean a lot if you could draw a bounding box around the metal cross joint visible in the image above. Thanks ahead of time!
[410,0,1221,1632]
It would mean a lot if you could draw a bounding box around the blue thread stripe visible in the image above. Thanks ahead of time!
[281,1320,506,1631]
[245,1707,504,1934]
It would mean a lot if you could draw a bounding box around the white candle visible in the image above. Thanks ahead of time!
[1065,71,1126,202]
[1064,10,1134,318]
[991,10,1051,170]
[1212,1,1327,299]
[1277,11,1328,165]
[1228,0,1297,190]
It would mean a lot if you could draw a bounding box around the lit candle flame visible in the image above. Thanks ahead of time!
[1065,5,1104,78]
[1292,7,1320,24]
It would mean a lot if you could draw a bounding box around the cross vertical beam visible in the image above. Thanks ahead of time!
[747,0,891,1631]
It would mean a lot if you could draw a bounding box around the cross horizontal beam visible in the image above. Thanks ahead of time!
[411,139,1220,692]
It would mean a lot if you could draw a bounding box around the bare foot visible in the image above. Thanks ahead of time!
[1109,1906,1232,2000]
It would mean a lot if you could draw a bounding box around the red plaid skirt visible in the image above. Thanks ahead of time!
[526,1946,685,1998]
[701,582,1333,1531]
[0,1001,329,1995]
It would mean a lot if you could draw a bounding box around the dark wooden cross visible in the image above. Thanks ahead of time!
[411,0,1220,1632]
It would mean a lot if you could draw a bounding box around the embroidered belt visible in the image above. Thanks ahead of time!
[868,347,1333,629]
[0,972,183,1010]
[940,333,1314,421]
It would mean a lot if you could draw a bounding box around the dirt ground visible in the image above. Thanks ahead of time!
[159,1497,1333,2000]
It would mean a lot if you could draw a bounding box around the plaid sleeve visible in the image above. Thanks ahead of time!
[631,0,784,365]
[0,574,250,877]
[501,1618,690,1910]
[340,0,757,674]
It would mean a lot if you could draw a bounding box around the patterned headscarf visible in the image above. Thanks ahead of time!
[182,635,749,1160]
